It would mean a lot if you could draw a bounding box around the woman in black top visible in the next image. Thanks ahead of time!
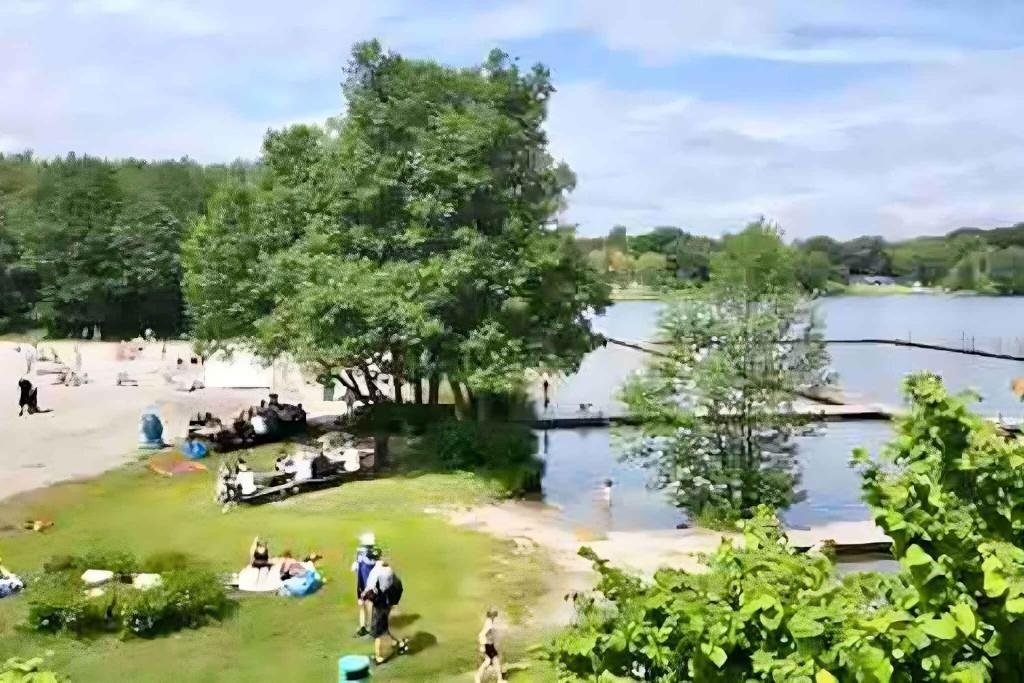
[249,537,272,579]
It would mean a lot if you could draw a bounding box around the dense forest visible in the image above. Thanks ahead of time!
[4,143,1024,340]
[580,222,1024,293]
[0,153,251,337]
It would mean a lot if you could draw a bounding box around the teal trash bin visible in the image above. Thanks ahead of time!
[339,655,371,681]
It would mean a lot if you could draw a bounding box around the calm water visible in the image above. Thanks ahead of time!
[538,295,1024,532]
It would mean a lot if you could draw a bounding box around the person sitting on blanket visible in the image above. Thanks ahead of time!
[0,557,24,598]
[280,551,323,580]
[249,537,273,578]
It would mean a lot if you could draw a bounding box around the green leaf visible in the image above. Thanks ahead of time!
[788,614,825,639]
[951,604,976,635]
[920,614,958,640]
[816,671,839,683]
[708,645,727,668]
[903,544,932,567]
[1005,597,1024,613]
[760,608,784,631]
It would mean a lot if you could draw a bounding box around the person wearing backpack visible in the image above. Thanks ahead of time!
[361,558,408,665]
[351,533,379,636]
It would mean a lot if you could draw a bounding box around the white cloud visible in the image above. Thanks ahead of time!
[2,1,1024,238]
[548,50,1024,238]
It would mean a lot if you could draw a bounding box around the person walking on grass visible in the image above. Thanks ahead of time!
[475,608,505,683]
[362,557,407,665]
[351,533,379,636]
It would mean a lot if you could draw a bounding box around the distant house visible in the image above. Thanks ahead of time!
[849,275,896,286]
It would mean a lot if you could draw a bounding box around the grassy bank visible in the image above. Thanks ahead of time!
[832,283,936,296]
[609,286,664,301]
[0,445,557,682]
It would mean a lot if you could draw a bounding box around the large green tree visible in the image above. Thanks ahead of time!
[185,41,609,411]
[622,221,829,525]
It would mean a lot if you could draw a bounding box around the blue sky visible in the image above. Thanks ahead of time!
[3,0,1024,239]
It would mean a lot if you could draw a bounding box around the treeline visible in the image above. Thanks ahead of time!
[0,152,251,336]
[579,222,1024,294]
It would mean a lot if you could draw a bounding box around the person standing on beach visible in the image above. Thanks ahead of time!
[15,344,36,375]
[474,608,506,683]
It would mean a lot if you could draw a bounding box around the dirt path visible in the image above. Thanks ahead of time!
[447,501,729,629]
[447,500,891,630]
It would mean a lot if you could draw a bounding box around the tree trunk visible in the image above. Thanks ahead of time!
[450,379,469,419]
[343,370,366,400]
[476,393,491,422]
[374,433,390,470]
[428,374,440,405]
[394,377,404,404]
[358,363,383,402]
[413,378,423,405]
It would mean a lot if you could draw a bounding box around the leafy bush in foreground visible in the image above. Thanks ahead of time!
[549,374,1024,681]
[0,657,61,683]
[25,552,231,638]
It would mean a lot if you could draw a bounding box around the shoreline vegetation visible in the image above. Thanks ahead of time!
[611,282,972,302]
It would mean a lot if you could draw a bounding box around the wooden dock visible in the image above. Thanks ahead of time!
[526,400,900,430]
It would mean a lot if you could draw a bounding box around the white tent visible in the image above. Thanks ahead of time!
[203,350,273,389]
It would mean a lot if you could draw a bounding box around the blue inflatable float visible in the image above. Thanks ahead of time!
[280,570,323,598]
[180,438,208,459]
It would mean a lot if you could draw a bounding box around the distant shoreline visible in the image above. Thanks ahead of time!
[608,283,1024,303]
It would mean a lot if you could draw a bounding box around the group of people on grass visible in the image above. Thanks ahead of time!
[243,537,324,597]
[245,531,505,677]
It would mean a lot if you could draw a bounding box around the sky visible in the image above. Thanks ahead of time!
[2,1,1024,239]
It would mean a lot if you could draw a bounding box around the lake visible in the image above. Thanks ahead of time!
[537,294,1024,532]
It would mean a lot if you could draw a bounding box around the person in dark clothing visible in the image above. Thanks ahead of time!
[17,379,41,416]
[361,559,408,664]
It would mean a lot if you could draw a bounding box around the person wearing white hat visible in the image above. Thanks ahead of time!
[351,532,378,636]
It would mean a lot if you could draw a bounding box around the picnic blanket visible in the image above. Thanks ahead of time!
[148,453,208,477]
[236,565,284,593]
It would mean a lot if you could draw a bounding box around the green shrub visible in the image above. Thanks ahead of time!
[139,551,196,573]
[26,553,232,639]
[42,550,138,578]
[0,657,61,683]
[411,420,544,496]
[25,573,115,635]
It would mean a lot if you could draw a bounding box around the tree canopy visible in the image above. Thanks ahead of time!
[621,221,829,526]
[184,41,609,408]
[0,152,243,337]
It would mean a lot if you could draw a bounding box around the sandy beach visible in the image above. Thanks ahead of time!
[0,339,323,502]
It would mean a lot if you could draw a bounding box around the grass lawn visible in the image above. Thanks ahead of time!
[0,445,559,682]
